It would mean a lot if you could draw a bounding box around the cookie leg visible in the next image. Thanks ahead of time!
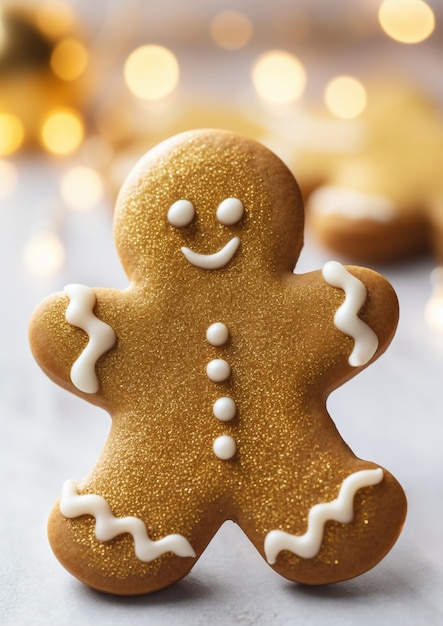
[245,466,406,585]
[47,482,202,595]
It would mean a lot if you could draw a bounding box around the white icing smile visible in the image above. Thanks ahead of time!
[181,237,240,270]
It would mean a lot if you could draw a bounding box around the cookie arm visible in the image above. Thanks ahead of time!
[341,263,399,362]
[292,262,398,392]
[322,262,398,375]
[28,287,116,404]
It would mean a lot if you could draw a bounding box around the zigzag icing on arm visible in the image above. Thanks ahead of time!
[264,468,383,563]
[322,261,379,367]
[64,284,116,394]
[60,480,196,561]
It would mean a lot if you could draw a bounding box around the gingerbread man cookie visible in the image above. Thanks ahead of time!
[263,82,443,264]
[304,83,443,263]
[29,129,406,595]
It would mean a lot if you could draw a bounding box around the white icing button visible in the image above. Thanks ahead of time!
[213,397,237,422]
[216,198,244,225]
[206,322,229,346]
[167,199,195,227]
[206,359,231,382]
[213,435,236,460]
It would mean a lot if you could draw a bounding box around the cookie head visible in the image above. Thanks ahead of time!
[114,129,305,284]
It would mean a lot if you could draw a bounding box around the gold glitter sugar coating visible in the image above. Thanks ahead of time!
[29,129,406,595]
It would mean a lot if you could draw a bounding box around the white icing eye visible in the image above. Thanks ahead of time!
[216,198,244,225]
[167,200,195,227]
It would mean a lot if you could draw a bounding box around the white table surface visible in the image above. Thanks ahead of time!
[1,152,442,626]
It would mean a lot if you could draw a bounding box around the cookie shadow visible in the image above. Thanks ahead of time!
[285,557,411,602]
[76,573,216,607]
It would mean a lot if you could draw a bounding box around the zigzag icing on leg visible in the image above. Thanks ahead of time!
[322,261,379,367]
[264,468,383,563]
[60,480,196,561]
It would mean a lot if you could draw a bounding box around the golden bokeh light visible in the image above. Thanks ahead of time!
[0,10,5,52]
[50,38,88,81]
[40,108,84,155]
[124,45,179,101]
[324,76,367,119]
[210,11,253,50]
[60,166,104,210]
[378,0,435,43]
[251,50,306,105]
[0,113,25,156]
[22,231,65,277]
[0,159,18,199]
[35,0,75,38]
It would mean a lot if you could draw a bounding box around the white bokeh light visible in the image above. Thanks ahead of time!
[22,231,65,278]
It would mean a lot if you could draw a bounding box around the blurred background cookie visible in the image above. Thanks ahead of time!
[302,83,443,264]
